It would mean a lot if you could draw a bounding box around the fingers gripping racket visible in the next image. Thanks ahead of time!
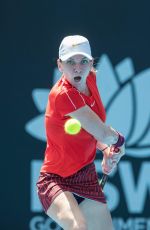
[100,147,120,189]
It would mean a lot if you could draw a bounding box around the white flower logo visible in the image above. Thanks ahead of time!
[25,55,150,158]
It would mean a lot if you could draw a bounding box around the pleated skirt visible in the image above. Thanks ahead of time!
[36,162,106,213]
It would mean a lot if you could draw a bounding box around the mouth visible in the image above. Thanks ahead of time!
[74,76,82,82]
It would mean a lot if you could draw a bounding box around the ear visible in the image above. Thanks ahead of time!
[57,59,63,72]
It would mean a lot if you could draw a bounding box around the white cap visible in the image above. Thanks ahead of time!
[59,35,93,61]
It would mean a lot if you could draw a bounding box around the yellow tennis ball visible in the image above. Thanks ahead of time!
[64,118,81,135]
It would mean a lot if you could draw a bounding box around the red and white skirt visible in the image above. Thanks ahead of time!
[36,162,106,213]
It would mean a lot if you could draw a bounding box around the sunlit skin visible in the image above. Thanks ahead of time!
[57,54,93,93]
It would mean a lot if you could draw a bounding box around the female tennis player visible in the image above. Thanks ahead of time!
[36,35,125,230]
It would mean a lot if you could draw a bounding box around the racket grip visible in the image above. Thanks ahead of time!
[100,173,108,189]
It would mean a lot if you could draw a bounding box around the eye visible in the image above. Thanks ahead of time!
[66,59,75,65]
[81,59,89,65]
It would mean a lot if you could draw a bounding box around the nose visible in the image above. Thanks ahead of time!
[73,63,82,73]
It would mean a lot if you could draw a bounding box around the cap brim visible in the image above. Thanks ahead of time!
[60,52,93,61]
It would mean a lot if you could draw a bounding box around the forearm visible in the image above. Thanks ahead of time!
[96,141,108,151]
[67,105,119,145]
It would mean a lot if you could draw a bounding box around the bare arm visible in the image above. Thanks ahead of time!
[96,141,108,151]
[66,105,118,146]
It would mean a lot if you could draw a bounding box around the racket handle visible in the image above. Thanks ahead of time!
[100,173,108,189]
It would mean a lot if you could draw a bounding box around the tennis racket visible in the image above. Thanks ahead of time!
[100,147,120,189]
[100,173,108,189]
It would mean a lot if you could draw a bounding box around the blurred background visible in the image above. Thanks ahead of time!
[1,0,150,229]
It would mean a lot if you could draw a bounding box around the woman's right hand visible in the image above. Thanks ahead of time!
[101,145,125,174]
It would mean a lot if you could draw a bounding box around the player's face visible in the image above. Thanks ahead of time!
[58,54,93,88]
